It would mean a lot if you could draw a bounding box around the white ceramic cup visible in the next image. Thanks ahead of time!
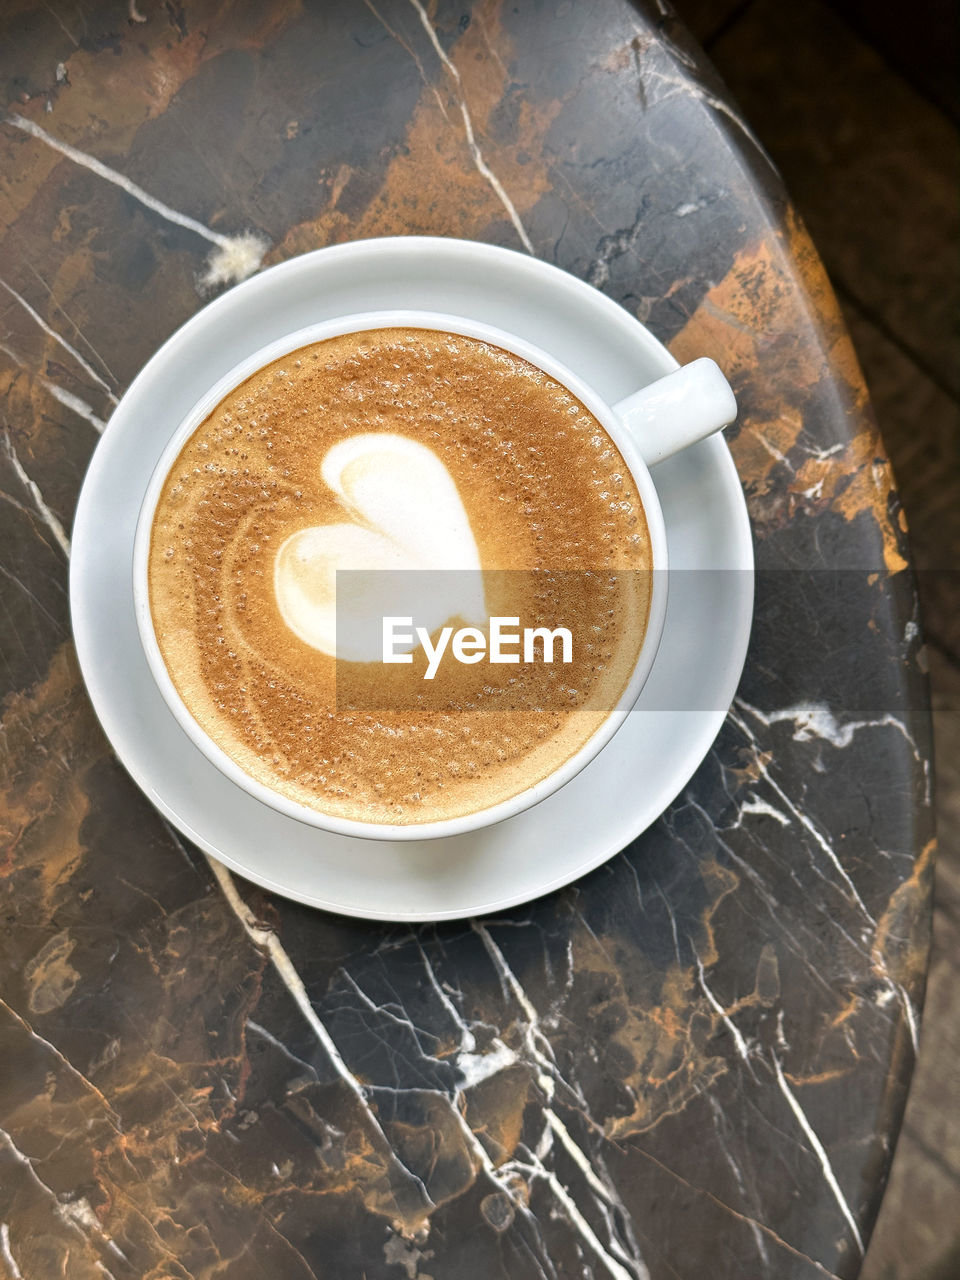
[133,310,736,841]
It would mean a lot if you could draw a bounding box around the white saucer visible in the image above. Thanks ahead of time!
[70,238,754,922]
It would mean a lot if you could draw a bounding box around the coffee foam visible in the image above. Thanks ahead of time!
[148,329,652,825]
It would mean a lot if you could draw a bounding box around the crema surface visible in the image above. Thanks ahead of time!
[148,329,652,825]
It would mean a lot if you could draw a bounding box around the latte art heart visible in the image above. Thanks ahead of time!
[274,434,487,661]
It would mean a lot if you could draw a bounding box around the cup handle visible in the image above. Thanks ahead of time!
[612,358,737,467]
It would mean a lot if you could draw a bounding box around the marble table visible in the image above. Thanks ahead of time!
[0,2,933,1277]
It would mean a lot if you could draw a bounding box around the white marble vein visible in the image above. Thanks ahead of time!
[39,377,106,431]
[771,1054,864,1257]
[897,987,920,1056]
[729,706,877,927]
[362,0,454,126]
[0,1128,93,1244]
[588,209,645,289]
[541,1108,648,1273]
[707,1096,770,1267]
[0,340,105,431]
[5,114,269,289]
[245,1019,320,1083]
[24,263,121,387]
[456,1035,518,1090]
[737,796,792,827]
[406,0,535,254]
[0,1224,22,1280]
[502,1147,647,1280]
[0,276,119,404]
[638,54,770,163]
[730,700,924,1052]
[1,431,71,556]
[695,956,752,1066]
[415,941,475,1049]
[345,962,521,1098]
[737,696,924,760]
[204,857,432,1207]
[473,924,553,1072]
[473,925,648,1273]
[0,998,121,1131]
[60,1199,129,1265]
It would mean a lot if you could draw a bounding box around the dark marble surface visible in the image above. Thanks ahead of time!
[0,2,933,1278]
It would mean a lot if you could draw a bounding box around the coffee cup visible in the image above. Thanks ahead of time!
[132,310,735,841]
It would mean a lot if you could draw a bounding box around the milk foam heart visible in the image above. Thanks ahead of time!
[274,433,487,661]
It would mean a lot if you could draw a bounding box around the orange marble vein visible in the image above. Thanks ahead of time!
[669,215,909,570]
[872,837,935,994]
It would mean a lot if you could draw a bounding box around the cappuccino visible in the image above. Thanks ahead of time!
[148,328,652,825]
